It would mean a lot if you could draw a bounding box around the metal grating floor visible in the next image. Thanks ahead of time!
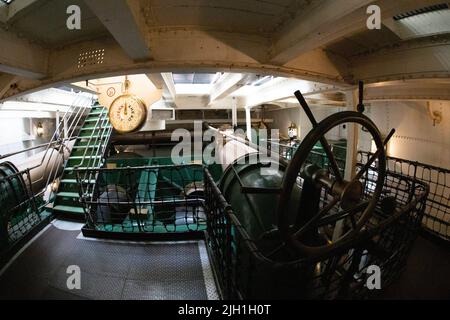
[0,222,218,300]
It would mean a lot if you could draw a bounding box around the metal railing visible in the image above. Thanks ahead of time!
[267,139,347,175]
[0,95,94,205]
[0,170,49,265]
[73,106,113,190]
[204,163,428,299]
[0,168,42,252]
[76,164,206,236]
[358,151,450,242]
[0,95,94,256]
[38,95,94,202]
[30,97,93,198]
[264,139,300,161]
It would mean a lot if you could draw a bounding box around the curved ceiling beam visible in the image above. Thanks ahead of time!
[364,79,450,101]
[0,28,48,79]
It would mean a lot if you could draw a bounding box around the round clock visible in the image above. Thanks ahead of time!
[108,94,147,134]
[107,87,116,97]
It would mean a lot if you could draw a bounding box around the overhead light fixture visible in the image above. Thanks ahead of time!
[0,0,15,5]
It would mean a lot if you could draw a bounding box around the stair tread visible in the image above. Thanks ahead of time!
[86,116,108,121]
[65,166,100,171]
[57,192,79,198]
[81,126,109,131]
[61,179,96,184]
[53,205,85,214]
[88,114,106,118]
[77,135,110,139]
[89,110,107,115]
[84,118,108,122]
[73,145,104,149]
[78,135,104,138]
[69,156,102,159]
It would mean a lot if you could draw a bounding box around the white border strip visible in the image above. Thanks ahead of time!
[0,224,52,277]
[198,241,220,300]
[51,219,85,231]
[76,233,201,245]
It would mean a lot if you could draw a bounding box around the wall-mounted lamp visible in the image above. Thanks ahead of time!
[288,122,298,140]
[427,102,443,127]
[36,122,44,137]
[51,179,60,193]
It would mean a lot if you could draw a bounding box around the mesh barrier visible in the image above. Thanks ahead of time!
[77,164,206,234]
[277,141,346,176]
[359,152,449,242]
[0,169,44,253]
[204,161,428,299]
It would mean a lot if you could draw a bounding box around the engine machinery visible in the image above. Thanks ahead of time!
[205,89,402,299]
[214,90,389,255]
[0,142,74,247]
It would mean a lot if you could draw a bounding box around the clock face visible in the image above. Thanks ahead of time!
[108,95,147,134]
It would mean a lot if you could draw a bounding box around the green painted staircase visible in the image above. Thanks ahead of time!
[52,102,113,220]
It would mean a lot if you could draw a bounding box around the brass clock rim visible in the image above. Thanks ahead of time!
[108,94,148,134]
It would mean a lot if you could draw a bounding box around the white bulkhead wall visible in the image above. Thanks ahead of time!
[268,100,449,169]
[360,101,449,169]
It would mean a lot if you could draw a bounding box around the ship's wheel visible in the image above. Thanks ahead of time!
[276,91,394,256]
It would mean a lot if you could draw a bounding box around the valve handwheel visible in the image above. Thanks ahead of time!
[276,90,393,256]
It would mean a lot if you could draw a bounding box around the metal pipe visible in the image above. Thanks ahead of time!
[204,122,288,170]
[15,140,75,194]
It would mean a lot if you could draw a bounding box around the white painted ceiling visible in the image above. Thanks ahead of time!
[0,0,449,106]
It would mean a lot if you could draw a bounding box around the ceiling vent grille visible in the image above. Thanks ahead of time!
[393,3,449,20]
[77,49,105,69]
